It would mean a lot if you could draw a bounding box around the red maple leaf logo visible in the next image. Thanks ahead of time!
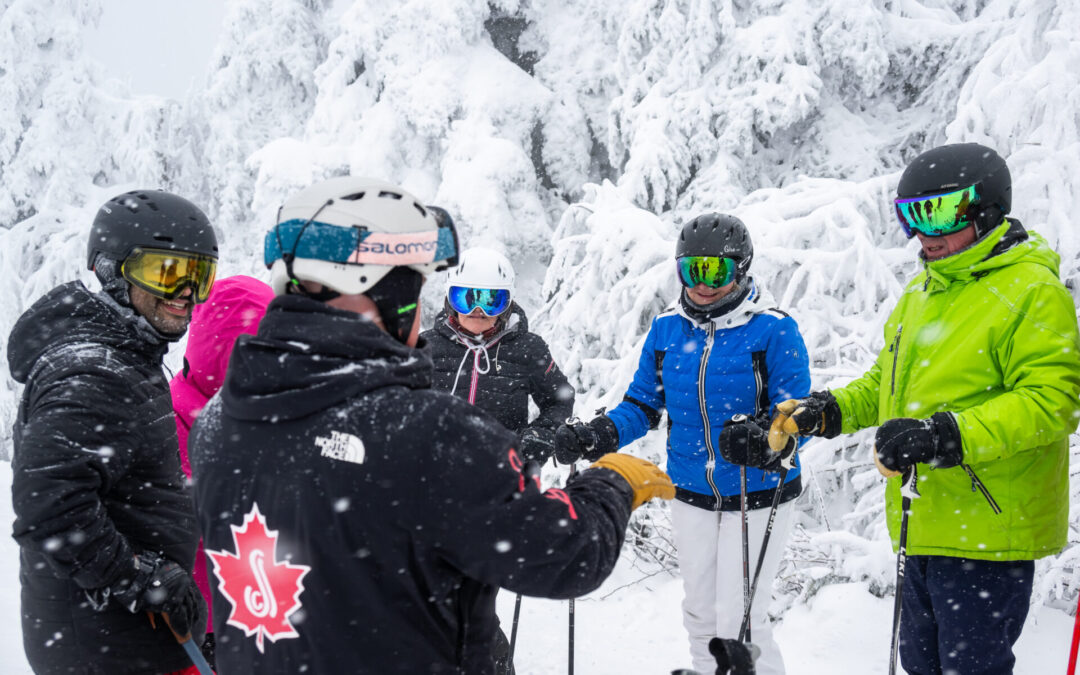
[206,503,311,653]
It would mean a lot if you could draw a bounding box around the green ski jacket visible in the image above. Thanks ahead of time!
[833,220,1080,560]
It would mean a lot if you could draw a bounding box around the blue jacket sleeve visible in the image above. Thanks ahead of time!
[766,315,812,409]
[605,318,665,448]
[766,315,812,449]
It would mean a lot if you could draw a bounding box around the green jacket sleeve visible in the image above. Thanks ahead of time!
[831,359,883,433]
[954,281,1080,463]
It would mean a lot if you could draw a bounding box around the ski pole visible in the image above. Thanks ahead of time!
[150,612,214,675]
[888,465,920,675]
[739,466,752,644]
[568,462,578,675]
[1067,589,1080,675]
[506,593,522,675]
[737,447,795,642]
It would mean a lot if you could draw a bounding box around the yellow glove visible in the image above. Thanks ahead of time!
[590,453,675,510]
[768,399,799,452]
[769,392,843,451]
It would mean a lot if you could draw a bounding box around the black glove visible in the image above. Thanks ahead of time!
[518,427,557,464]
[719,415,794,470]
[554,416,619,464]
[108,551,206,637]
[773,391,842,438]
[710,636,758,675]
[874,412,963,474]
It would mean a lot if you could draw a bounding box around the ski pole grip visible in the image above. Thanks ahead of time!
[160,612,190,643]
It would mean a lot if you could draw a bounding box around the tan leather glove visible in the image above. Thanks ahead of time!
[769,391,843,451]
[590,453,675,510]
[768,400,799,452]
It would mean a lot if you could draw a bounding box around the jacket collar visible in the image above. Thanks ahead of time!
[674,279,779,330]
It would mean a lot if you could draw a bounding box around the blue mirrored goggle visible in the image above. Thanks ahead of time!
[447,286,511,317]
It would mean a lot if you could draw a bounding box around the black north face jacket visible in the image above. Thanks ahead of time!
[189,295,632,675]
[421,305,573,460]
[7,281,200,675]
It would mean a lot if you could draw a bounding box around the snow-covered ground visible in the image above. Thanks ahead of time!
[0,459,1073,674]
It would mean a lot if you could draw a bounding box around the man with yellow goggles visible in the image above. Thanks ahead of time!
[121,247,218,303]
[8,189,219,675]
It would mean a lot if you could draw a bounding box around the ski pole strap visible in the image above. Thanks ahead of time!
[960,463,1001,515]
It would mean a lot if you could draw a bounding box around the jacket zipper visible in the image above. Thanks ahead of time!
[467,356,480,405]
[961,463,1002,514]
[888,324,904,398]
[697,323,724,509]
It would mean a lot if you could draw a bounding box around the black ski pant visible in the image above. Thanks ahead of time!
[899,555,1033,675]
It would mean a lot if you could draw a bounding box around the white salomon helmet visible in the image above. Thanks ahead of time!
[447,247,515,294]
[265,176,459,296]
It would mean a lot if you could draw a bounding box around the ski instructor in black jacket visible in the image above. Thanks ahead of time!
[8,190,217,674]
[188,176,675,674]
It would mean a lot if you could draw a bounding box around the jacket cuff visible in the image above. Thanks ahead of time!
[584,416,620,461]
[817,391,843,438]
[931,412,963,468]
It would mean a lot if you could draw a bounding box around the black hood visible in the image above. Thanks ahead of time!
[8,281,168,384]
[434,302,529,343]
[221,294,433,422]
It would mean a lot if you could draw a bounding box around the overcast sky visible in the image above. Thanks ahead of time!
[83,0,226,100]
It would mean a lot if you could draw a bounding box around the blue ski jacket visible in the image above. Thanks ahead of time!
[605,282,811,508]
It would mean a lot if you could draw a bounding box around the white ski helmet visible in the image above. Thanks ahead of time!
[265,176,459,296]
[447,247,515,294]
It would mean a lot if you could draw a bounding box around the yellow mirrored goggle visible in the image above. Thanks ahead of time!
[121,247,217,303]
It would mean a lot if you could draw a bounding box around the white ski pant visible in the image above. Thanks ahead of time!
[670,498,793,675]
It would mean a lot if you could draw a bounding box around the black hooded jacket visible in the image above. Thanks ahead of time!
[421,304,573,460]
[7,281,200,674]
[189,295,632,674]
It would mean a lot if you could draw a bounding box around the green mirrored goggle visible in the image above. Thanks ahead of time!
[676,256,737,289]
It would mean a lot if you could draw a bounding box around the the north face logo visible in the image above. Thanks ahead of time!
[315,430,366,465]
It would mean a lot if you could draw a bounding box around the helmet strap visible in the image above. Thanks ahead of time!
[275,199,333,295]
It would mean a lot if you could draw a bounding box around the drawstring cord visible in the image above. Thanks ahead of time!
[450,339,492,395]
[446,317,518,395]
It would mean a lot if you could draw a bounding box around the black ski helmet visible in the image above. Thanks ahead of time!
[676,213,754,283]
[87,190,219,279]
[896,143,1011,239]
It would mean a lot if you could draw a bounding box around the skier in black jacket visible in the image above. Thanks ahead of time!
[188,176,675,674]
[8,190,217,674]
[422,246,574,672]
[423,246,573,463]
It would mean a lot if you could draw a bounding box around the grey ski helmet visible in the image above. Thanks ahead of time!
[896,143,1011,239]
[87,190,218,280]
[676,213,754,284]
